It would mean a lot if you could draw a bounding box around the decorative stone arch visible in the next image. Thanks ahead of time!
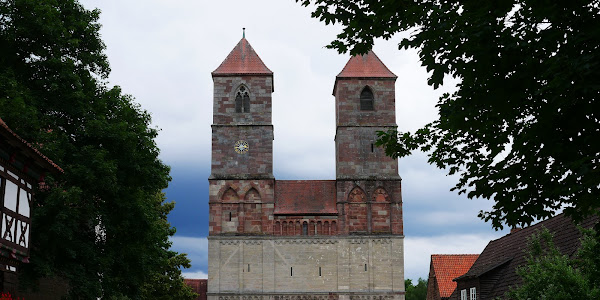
[302,221,309,236]
[243,186,262,202]
[243,187,262,233]
[348,186,366,203]
[371,187,392,233]
[217,185,240,202]
[221,187,240,233]
[348,186,368,233]
[274,221,281,235]
[360,86,375,111]
[234,84,251,113]
[295,221,301,236]
[331,221,338,235]
[372,187,390,203]
[221,187,239,202]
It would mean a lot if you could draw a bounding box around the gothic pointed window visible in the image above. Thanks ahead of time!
[235,86,250,113]
[360,87,374,111]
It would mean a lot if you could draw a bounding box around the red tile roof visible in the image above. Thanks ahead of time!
[184,279,207,300]
[274,180,337,215]
[336,51,397,79]
[452,214,599,299]
[212,38,273,76]
[0,118,63,174]
[431,254,479,298]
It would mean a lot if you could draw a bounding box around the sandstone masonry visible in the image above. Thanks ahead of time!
[208,38,405,300]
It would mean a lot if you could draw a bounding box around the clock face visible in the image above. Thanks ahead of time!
[234,140,249,154]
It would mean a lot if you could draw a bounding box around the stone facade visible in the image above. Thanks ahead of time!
[208,39,404,299]
[208,236,404,298]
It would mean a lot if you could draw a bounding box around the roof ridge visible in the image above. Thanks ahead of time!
[336,50,397,79]
[212,37,273,76]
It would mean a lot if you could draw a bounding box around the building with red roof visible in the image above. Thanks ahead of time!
[449,214,597,300]
[184,279,207,300]
[426,254,479,300]
[206,35,404,299]
[0,118,63,295]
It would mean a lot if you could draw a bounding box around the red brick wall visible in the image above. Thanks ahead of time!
[272,217,338,236]
[337,180,403,235]
[208,179,275,235]
[184,279,207,300]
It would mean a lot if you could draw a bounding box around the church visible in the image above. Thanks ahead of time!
[207,36,405,299]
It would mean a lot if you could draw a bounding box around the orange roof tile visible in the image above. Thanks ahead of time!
[431,254,479,298]
[336,51,397,78]
[212,38,273,76]
[0,118,63,174]
[274,180,337,215]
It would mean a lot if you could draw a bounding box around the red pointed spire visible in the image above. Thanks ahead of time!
[336,51,396,78]
[212,38,273,76]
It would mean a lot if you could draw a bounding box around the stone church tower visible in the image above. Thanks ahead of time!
[208,37,405,300]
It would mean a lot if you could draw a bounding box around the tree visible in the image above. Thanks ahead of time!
[297,1,600,229]
[0,0,195,298]
[405,278,427,300]
[505,228,600,299]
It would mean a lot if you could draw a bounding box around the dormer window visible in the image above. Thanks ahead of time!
[235,86,250,113]
[360,87,374,111]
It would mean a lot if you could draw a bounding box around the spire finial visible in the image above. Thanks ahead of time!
[243,28,245,38]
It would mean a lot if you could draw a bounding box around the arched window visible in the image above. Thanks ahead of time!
[235,86,250,113]
[360,87,374,111]
[302,221,308,236]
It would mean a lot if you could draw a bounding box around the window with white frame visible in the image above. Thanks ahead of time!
[0,170,32,249]
[470,287,477,300]
[460,289,467,300]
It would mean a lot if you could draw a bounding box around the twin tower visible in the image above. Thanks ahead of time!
[208,37,405,300]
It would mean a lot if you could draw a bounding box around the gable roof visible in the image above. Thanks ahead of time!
[431,254,479,298]
[454,213,598,299]
[212,38,273,76]
[0,118,63,174]
[336,51,397,79]
[274,180,337,215]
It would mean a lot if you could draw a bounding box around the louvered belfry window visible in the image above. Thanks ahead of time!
[235,86,250,113]
[360,87,374,111]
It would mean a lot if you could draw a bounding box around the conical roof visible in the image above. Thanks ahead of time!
[212,38,273,76]
[336,51,396,78]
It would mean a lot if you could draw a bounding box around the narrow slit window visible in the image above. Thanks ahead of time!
[290,267,293,276]
[360,87,374,111]
[248,264,250,272]
[364,264,367,271]
[229,212,232,221]
[319,266,322,276]
[371,143,374,152]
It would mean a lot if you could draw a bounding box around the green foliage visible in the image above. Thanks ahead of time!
[298,0,600,229]
[405,278,427,300]
[0,0,194,298]
[505,228,600,299]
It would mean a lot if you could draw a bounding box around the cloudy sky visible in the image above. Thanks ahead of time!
[79,0,510,280]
